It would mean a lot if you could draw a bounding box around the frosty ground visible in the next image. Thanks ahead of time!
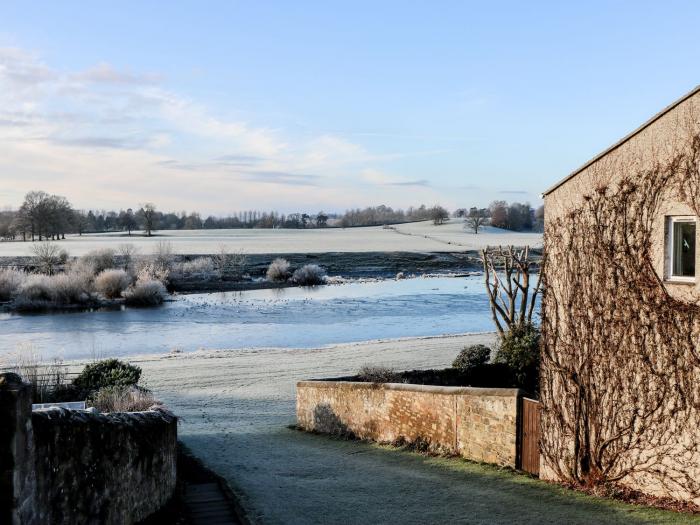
[109,334,695,525]
[0,220,543,256]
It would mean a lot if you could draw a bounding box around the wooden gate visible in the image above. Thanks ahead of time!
[519,397,540,475]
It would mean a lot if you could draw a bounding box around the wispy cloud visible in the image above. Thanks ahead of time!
[385,179,431,187]
[498,190,530,195]
[74,62,162,85]
[0,45,461,212]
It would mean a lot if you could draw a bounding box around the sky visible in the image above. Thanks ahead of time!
[1,1,700,215]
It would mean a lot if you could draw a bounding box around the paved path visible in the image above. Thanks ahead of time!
[136,335,696,525]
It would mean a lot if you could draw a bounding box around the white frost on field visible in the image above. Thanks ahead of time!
[127,333,496,523]
[0,220,542,256]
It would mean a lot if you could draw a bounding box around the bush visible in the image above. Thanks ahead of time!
[79,248,116,275]
[31,243,65,274]
[153,241,174,269]
[73,358,141,392]
[16,274,53,302]
[494,323,540,392]
[94,269,131,299]
[0,268,25,300]
[2,342,67,403]
[49,271,92,304]
[14,271,92,308]
[214,244,247,278]
[88,385,157,413]
[172,257,216,278]
[123,277,167,306]
[134,259,170,284]
[266,258,291,282]
[117,243,138,271]
[356,365,401,383]
[452,344,491,370]
[291,264,326,286]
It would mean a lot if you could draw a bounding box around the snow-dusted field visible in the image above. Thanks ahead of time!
[0,220,542,256]
[130,334,496,523]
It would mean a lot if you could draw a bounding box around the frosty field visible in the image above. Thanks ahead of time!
[0,220,542,256]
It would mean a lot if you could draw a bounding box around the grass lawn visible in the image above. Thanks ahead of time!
[369,441,699,525]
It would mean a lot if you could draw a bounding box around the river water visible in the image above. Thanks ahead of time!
[0,276,495,360]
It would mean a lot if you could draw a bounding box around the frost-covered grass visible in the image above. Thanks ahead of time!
[0,221,542,256]
[12,271,92,309]
[0,267,25,300]
[132,333,693,525]
[89,385,157,413]
[78,248,115,274]
[1,245,170,309]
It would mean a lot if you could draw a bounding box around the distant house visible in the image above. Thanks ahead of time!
[541,86,700,504]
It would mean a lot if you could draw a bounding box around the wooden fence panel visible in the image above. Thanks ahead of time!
[520,397,540,476]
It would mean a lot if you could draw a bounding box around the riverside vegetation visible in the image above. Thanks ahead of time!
[1,345,157,413]
[0,241,331,312]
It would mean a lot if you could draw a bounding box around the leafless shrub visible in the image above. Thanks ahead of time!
[49,271,92,304]
[266,258,291,282]
[134,259,170,284]
[12,271,93,309]
[171,257,216,279]
[356,365,401,383]
[31,242,66,274]
[117,243,138,271]
[153,240,174,269]
[214,244,247,278]
[0,268,25,300]
[123,277,167,306]
[291,264,326,286]
[481,246,542,336]
[94,269,131,299]
[79,248,116,275]
[1,342,67,403]
[16,274,54,303]
[88,385,158,413]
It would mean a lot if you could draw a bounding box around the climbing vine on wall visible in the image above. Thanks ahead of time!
[541,133,700,500]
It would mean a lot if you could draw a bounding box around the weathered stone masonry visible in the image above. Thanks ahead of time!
[297,380,523,467]
[1,373,177,525]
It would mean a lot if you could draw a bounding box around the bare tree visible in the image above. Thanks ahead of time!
[481,246,542,336]
[31,243,66,275]
[119,208,137,235]
[429,205,449,225]
[140,203,157,236]
[465,208,488,234]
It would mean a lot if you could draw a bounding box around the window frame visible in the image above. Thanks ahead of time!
[666,215,697,283]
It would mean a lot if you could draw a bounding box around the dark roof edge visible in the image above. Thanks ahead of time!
[542,84,700,197]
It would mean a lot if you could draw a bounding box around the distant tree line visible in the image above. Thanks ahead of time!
[454,201,544,233]
[0,190,544,242]
[338,204,449,227]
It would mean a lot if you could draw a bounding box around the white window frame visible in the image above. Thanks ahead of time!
[666,216,696,283]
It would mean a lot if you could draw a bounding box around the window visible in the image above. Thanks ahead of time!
[668,217,696,280]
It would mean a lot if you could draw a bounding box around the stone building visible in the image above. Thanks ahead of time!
[541,86,700,504]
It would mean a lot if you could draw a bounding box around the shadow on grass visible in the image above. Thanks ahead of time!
[287,427,698,525]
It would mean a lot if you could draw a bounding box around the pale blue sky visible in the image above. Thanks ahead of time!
[1,1,700,214]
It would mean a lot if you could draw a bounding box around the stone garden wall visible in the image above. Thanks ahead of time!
[1,373,177,525]
[297,380,522,467]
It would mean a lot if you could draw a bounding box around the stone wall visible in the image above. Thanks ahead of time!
[297,380,522,467]
[1,373,177,525]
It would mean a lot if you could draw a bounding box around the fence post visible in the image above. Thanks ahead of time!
[0,373,37,525]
